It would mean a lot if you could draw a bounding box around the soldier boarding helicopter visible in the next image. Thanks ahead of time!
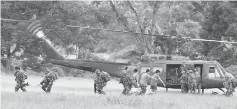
[2,18,237,95]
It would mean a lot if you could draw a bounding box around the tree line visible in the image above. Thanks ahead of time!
[1,1,237,74]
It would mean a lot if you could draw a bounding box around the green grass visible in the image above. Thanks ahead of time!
[2,91,237,109]
[1,75,237,109]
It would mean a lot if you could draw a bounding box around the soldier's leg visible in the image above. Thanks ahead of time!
[181,83,184,93]
[42,83,48,92]
[143,86,147,94]
[184,83,189,93]
[154,85,157,92]
[20,81,27,92]
[128,84,132,93]
[125,84,132,95]
[96,83,104,94]
[190,83,193,93]
[46,82,53,93]
[94,82,97,93]
[138,84,145,95]
[15,81,21,92]
[122,84,126,94]
[141,85,146,94]
[123,85,129,95]
[150,85,157,92]
[197,83,201,94]
[101,83,106,94]
[193,83,197,94]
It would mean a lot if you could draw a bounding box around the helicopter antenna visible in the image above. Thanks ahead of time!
[1,18,237,44]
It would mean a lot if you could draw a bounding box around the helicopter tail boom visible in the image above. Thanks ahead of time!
[27,20,64,60]
[50,59,130,78]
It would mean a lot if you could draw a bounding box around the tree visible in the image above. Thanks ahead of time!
[199,1,237,66]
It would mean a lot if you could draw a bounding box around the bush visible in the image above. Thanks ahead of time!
[51,66,65,77]
[225,65,237,75]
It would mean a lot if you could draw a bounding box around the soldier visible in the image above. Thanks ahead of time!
[119,67,128,94]
[132,69,139,88]
[223,73,236,96]
[179,69,189,93]
[40,70,58,93]
[14,67,29,92]
[188,69,197,94]
[94,69,110,94]
[139,69,151,95]
[150,70,166,92]
[120,71,133,95]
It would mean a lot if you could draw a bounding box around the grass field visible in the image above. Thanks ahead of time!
[1,75,237,109]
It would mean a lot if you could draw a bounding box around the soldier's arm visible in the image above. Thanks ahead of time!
[24,73,28,79]
[157,75,166,87]
[14,71,17,76]
[179,76,183,81]
[119,77,123,84]
[40,78,46,85]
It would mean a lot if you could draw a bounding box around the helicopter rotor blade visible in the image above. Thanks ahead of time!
[1,18,237,44]
[1,18,32,23]
[189,38,237,44]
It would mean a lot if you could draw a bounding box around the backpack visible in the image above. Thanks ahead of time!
[16,71,27,80]
[53,72,59,81]
[102,72,110,82]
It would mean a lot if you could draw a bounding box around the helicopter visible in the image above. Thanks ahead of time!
[2,18,237,94]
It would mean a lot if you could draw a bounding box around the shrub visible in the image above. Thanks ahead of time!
[51,66,65,77]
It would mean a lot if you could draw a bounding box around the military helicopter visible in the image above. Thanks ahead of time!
[2,18,237,94]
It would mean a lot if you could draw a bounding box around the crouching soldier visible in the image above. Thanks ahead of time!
[94,69,110,94]
[223,73,236,96]
[14,67,29,92]
[120,72,133,95]
[40,70,58,93]
[150,70,166,92]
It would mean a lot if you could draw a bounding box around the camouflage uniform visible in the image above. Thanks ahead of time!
[40,71,58,93]
[223,73,236,96]
[14,70,28,92]
[179,72,189,93]
[94,70,110,94]
[188,70,197,94]
[120,74,133,95]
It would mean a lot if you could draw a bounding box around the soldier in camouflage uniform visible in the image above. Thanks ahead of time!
[188,69,197,94]
[119,71,133,95]
[94,69,110,94]
[14,67,29,92]
[40,70,58,93]
[179,69,189,93]
[223,73,236,96]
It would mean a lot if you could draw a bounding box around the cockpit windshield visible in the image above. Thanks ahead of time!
[215,61,227,75]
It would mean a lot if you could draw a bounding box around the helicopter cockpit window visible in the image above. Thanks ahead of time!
[153,67,163,76]
[209,67,215,73]
[208,66,220,78]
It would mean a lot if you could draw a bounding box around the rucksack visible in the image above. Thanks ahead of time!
[102,72,110,82]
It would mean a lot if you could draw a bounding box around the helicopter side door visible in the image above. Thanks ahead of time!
[194,64,203,84]
[166,64,183,85]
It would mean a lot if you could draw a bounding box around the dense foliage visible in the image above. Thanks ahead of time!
[1,1,237,75]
